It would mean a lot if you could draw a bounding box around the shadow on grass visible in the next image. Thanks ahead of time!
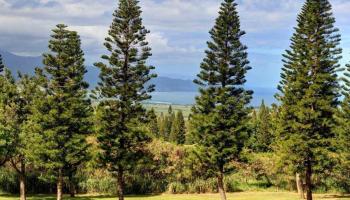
[0,194,162,200]
[320,194,350,199]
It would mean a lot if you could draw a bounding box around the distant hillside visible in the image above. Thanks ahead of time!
[0,49,42,75]
[0,49,197,92]
[149,77,197,92]
[0,49,277,105]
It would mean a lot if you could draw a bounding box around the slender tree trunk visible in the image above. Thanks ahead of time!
[305,162,313,200]
[296,173,305,199]
[69,175,75,198]
[217,171,227,200]
[117,168,124,200]
[19,161,26,200]
[57,169,63,200]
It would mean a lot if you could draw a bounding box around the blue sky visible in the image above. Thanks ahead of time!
[1,0,350,89]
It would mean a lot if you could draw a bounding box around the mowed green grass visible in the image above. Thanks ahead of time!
[1,192,349,200]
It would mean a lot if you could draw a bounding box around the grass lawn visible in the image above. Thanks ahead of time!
[1,192,349,200]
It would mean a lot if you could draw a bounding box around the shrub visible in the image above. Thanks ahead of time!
[168,182,187,194]
[79,176,117,194]
[224,176,241,192]
[0,168,17,193]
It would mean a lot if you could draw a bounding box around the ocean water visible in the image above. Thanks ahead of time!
[150,92,197,105]
[150,89,277,107]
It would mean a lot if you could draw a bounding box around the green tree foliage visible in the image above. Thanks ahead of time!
[158,113,166,139]
[157,107,185,142]
[27,24,91,200]
[0,58,44,200]
[169,111,186,145]
[269,104,281,138]
[276,1,342,199]
[334,61,350,192]
[147,109,159,137]
[0,54,4,74]
[165,106,175,140]
[249,101,274,152]
[0,60,17,166]
[10,72,44,200]
[93,0,156,199]
[166,115,173,140]
[158,113,172,140]
[190,0,252,199]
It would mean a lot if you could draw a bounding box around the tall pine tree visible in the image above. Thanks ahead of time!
[169,111,186,145]
[276,1,342,199]
[165,113,174,140]
[334,60,350,192]
[27,24,91,200]
[190,0,252,199]
[93,1,156,199]
[249,100,274,152]
[158,112,166,139]
[147,108,159,137]
[162,105,175,141]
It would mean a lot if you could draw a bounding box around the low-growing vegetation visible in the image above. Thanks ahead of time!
[0,193,350,200]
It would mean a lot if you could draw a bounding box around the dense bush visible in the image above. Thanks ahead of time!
[0,167,57,194]
[0,168,17,193]
[79,175,117,194]
[0,139,348,195]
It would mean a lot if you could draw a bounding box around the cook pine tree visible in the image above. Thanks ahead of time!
[169,111,186,145]
[93,0,156,200]
[249,100,274,152]
[276,1,342,200]
[27,24,91,200]
[335,59,350,191]
[190,0,252,200]
[158,113,166,139]
[147,108,159,137]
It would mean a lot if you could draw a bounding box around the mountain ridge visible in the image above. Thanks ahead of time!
[0,49,277,105]
[0,49,198,92]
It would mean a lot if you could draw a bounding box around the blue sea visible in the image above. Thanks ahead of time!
[149,88,277,107]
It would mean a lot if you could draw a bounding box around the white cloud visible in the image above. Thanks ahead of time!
[237,0,302,32]
[140,0,219,32]
[70,25,107,44]
[0,0,9,7]
[147,32,201,55]
[0,0,211,57]
[0,0,349,79]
